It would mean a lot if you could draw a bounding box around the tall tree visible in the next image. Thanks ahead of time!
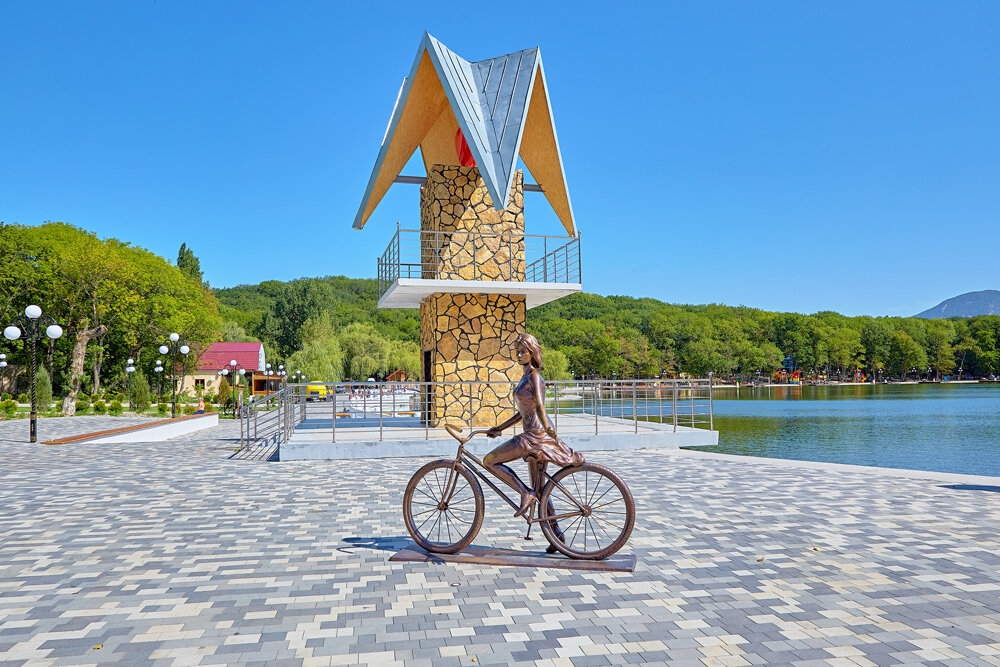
[176,243,204,285]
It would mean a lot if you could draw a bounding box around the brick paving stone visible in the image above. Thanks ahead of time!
[2,420,1000,665]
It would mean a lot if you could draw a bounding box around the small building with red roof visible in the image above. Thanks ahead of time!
[179,342,268,396]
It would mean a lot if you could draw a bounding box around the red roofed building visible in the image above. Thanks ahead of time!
[179,342,268,396]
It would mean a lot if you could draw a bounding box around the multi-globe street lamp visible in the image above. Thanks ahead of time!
[125,358,136,408]
[263,363,285,392]
[3,305,63,443]
[217,359,245,417]
[0,354,6,388]
[158,333,190,418]
[154,358,164,398]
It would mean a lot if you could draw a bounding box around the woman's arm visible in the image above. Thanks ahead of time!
[530,371,558,440]
[487,411,522,438]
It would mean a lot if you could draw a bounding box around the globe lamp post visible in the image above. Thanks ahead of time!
[158,333,190,418]
[154,359,164,398]
[217,359,245,417]
[125,358,135,408]
[4,305,63,443]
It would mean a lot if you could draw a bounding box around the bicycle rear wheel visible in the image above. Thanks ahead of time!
[538,463,635,560]
[403,459,484,554]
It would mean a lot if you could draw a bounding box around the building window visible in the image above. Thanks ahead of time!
[195,379,205,390]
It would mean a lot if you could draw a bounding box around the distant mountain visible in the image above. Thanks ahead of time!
[915,290,1000,318]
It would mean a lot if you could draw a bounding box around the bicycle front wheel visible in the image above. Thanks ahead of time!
[403,459,484,554]
[539,463,635,560]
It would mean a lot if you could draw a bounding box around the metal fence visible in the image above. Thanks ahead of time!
[240,378,713,449]
[377,228,582,301]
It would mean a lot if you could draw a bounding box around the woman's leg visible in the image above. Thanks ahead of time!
[528,460,563,552]
[483,439,534,514]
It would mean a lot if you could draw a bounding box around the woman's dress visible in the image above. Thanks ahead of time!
[508,372,584,466]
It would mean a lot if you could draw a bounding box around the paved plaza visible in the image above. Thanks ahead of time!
[2,418,1000,666]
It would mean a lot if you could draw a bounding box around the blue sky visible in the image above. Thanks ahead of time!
[2,2,998,317]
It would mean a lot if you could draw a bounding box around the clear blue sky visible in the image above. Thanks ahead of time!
[3,2,998,317]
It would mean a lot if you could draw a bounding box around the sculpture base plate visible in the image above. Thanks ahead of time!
[389,544,636,572]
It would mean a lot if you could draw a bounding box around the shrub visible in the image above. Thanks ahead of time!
[17,393,28,404]
[131,371,151,412]
[216,388,233,409]
[203,398,213,411]
[1,392,10,401]
[116,392,127,403]
[93,400,107,415]
[90,392,101,403]
[36,367,53,409]
[157,402,168,416]
[75,399,91,414]
[182,405,196,415]
[109,400,123,416]
[0,399,16,419]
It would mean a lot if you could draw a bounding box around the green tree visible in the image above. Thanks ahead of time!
[131,370,151,412]
[887,330,927,378]
[36,366,53,408]
[540,346,571,380]
[176,243,204,284]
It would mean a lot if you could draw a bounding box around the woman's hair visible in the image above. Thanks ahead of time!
[516,333,544,370]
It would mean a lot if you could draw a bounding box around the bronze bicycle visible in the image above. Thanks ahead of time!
[403,424,635,560]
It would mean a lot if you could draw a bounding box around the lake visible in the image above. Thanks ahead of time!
[693,383,1000,477]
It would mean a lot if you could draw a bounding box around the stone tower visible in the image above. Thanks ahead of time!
[353,33,581,425]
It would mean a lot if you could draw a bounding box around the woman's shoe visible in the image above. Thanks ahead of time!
[513,492,538,518]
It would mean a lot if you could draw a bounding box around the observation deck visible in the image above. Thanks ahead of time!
[376,228,582,309]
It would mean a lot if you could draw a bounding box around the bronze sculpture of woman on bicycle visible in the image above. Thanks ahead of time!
[402,332,635,560]
[483,334,584,522]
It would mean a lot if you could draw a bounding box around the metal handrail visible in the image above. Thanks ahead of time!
[240,378,713,449]
[377,228,581,301]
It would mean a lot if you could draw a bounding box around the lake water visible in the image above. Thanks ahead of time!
[692,383,1000,477]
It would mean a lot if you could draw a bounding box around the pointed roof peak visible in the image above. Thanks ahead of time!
[353,35,575,235]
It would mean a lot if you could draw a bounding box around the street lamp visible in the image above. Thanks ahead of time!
[0,354,6,390]
[4,305,63,443]
[158,333,190,418]
[125,358,135,408]
[154,359,164,398]
[217,359,245,417]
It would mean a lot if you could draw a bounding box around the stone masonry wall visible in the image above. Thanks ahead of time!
[420,165,525,281]
[418,165,527,426]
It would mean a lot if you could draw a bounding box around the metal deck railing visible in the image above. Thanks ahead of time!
[377,228,581,302]
[239,378,713,450]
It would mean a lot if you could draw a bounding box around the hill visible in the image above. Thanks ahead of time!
[915,290,1000,319]
[214,276,1000,381]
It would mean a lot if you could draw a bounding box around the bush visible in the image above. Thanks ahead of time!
[115,392,127,403]
[36,367,53,409]
[182,405,196,415]
[109,400,123,416]
[203,398,213,412]
[1,392,10,401]
[130,372,150,411]
[216,388,234,409]
[75,399,91,414]
[0,399,16,419]
[17,393,28,404]
[90,392,101,403]
[157,402,168,416]
[93,400,107,415]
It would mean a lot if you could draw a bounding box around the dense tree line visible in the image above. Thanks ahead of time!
[0,223,222,411]
[5,223,998,401]
[216,278,1000,381]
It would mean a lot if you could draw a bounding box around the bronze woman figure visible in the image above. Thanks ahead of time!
[484,333,585,536]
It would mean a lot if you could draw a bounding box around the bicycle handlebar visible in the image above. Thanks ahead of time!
[444,424,491,444]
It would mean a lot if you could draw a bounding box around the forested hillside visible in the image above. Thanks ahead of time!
[216,278,1000,381]
[4,222,999,400]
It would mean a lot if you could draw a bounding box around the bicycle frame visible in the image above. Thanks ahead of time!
[440,428,588,526]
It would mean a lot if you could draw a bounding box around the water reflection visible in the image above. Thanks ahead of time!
[689,384,1000,477]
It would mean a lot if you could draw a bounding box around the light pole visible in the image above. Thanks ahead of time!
[0,354,6,392]
[217,359,245,417]
[158,333,190,418]
[154,359,164,399]
[125,358,135,408]
[4,305,63,443]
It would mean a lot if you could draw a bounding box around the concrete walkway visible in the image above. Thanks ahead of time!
[1,423,1000,665]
